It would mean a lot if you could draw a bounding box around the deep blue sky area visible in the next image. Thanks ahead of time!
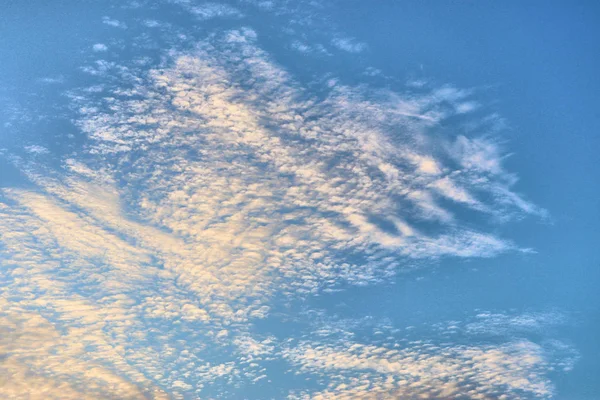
[0,1,598,399]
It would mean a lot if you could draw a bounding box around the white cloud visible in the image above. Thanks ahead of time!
[143,19,170,28]
[465,310,569,336]
[24,145,49,154]
[185,2,244,20]
[331,37,367,53]
[290,40,329,55]
[92,43,108,52]
[37,76,65,84]
[102,16,127,29]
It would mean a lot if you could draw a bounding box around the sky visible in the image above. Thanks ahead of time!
[0,1,599,399]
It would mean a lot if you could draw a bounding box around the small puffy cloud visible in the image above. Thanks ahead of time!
[181,303,211,322]
[187,3,243,20]
[143,19,169,28]
[363,67,382,77]
[102,16,127,28]
[24,145,49,154]
[331,37,367,53]
[92,43,108,52]
[290,40,329,55]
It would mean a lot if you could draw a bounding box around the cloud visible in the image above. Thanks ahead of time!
[101,16,127,29]
[24,145,49,154]
[0,180,247,397]
[176,2,244,20]
[61,26,546,321]
[92,43,108,52]
[0,297,168,399]
[143,19,170,28]
[1,11,555,398]
[37,76,65,84]
[284,339,556,399]
[281,308,577,399]
[464,310,569,336]
[290,40,329,55]
[331,37,367,53]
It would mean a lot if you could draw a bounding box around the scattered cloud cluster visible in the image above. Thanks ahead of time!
[1,2,568,398]
[281,308,577,399]
[284,339,555,399]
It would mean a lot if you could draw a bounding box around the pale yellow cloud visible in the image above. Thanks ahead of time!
[0,299,168,400]
[284,339,553,399]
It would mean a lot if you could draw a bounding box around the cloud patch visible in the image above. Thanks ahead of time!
[331,37,367,53]
[92,43,108,52]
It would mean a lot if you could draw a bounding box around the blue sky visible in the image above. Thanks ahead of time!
[1,1,598,399]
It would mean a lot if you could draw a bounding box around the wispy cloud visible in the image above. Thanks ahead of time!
[1,6,558,398]
[37,76,65,85]
[102,16,127,29]
[24,145,49,154]
[331,37,367,53]
[174,1,244,21]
